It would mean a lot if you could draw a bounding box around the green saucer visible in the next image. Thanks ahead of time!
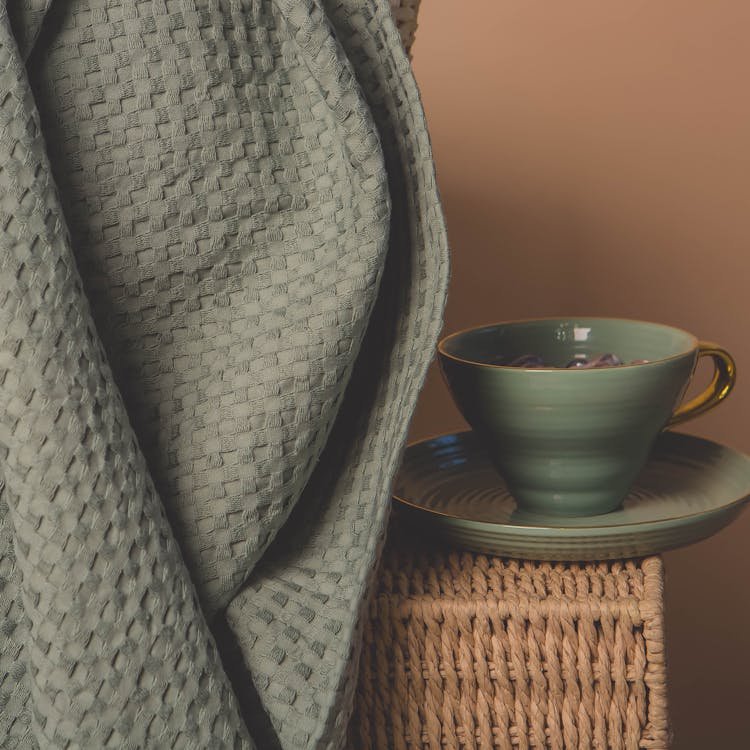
[393,430,750,560]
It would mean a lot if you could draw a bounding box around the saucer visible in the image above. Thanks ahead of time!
[393,430,750,560]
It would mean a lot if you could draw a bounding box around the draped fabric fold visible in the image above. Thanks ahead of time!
[0,0,448,746]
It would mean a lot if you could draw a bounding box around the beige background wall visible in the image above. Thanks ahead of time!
[406,1,750,746]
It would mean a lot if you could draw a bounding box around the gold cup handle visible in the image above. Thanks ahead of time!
[668,342,737,427]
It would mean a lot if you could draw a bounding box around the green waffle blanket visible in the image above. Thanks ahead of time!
[0,1,448,746]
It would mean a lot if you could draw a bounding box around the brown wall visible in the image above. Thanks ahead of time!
[407,1,750,746]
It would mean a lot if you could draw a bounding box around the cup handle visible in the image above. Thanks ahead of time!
[668,342,736,427]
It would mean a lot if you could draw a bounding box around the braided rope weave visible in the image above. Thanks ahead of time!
[389,0,422,54]
[351,526,671,749]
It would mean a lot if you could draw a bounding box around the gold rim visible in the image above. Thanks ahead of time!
[437,316,699,371]
[392,430,750,530]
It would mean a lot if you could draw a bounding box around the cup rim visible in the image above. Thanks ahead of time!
[437,316,699,371]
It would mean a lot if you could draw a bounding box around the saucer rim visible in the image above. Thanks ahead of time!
[393,429,750,532]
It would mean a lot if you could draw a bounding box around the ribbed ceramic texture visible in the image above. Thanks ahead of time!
[0,1,447,748]
[395,431,750,560]
[350,525,670,749]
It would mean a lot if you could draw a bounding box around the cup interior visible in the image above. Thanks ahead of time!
[440,318,697,369]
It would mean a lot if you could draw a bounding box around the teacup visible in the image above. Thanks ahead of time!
[438,318,736,517]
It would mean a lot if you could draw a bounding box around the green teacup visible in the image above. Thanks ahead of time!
[438,318,736,517]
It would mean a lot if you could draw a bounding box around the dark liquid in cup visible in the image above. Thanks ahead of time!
[509,353,649,369]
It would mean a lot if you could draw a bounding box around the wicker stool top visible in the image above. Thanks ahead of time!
[379,526,662,609]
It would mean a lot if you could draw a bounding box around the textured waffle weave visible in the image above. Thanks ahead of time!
[0,1,448,748]
[351,526,671,750]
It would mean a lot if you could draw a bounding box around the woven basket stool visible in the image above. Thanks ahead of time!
[350,524,670,750]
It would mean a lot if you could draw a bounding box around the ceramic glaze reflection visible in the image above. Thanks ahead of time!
[438,318,736,516]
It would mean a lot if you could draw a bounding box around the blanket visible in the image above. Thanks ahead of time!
[0,0,448,747]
